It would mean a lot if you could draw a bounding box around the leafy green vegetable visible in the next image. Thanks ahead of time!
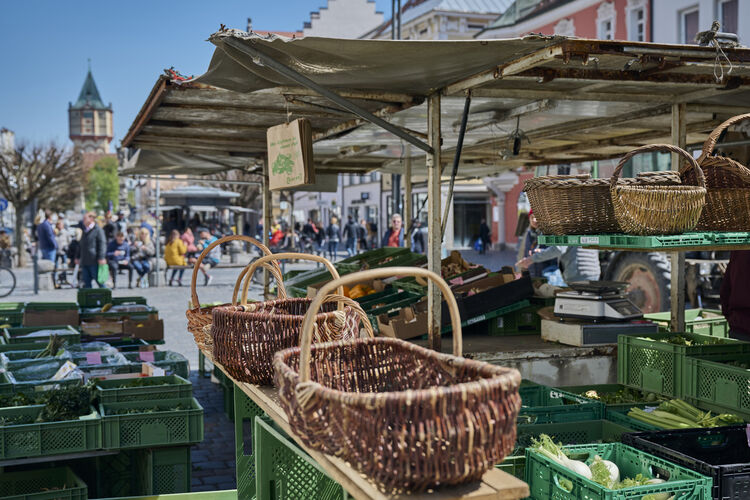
[612,473,652,489]
[589,456,613,488]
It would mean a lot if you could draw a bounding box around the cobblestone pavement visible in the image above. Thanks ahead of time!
[6,248,516,493]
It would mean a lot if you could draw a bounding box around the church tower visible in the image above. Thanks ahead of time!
[69,62,113,153]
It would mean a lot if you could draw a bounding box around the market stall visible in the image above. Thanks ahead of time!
[115,31,750,500]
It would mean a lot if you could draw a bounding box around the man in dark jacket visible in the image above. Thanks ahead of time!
[77,212,107,288]
[342,216,359,257]
[106,232,133,289]
[721,250,750,341]
[36,211,57,262]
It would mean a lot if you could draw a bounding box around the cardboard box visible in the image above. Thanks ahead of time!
[23,309,79,327]
[377,303,428,340]
[80,320,123,336]
[123,319,164,341]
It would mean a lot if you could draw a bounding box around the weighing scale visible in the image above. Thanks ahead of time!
[554,281,643,321]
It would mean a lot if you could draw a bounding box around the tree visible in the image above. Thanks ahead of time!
[85,156,119,213]
[0,142,82,266]
[210,169,262,210]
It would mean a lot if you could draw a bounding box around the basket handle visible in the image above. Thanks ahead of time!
[610,144,704,189]
[699,113,750,160]
[190,235,279,309]
[231,261,288,304]
[239,252,343,306]
[319,294,375,339]
[298,267,462,383]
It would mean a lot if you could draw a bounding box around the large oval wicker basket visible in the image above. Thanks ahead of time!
[611,144,707,235]
[684,113,750,231]
[211,252,373,385]
[274,267,522,492]
[185,235,282,350]
[525,172,682,235]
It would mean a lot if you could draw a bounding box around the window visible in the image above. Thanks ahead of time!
[467,24,484,30]
[681,7,699,44]
[83,111,93,118]
[597,2,616,40]
[718,0,738,34]
[626,0,647,41]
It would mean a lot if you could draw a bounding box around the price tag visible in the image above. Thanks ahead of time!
[449,277,464,286]
[85,352,102,365]
[139,351,155,362]
[580,236,600,245]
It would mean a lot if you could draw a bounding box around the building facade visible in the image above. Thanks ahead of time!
[303,0,384,38]
[69,66,113,153]
[651,0,745,46]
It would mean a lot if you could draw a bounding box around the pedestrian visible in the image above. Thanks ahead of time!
[165,229,188,286]
[103,214,117,242]
[358,219,369,252]
[139,217,154,239]
[381,213,404,248]
[326,217,341,261]
[106,231,133,289]
[343,216,358,257]
[131,228,155,288]
[36,210,57,262]
[197,229,218,286]
[314,222,325,256]
[54,219,71,267]
[720,250,750,341]
[116,211,128,235]
[479,219,491,255]
[181,227,199,259]
[412,220,425,254]
[77,211,107,288]
[517,211,559,280]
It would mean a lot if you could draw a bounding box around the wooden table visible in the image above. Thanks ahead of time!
[203,349,530,500]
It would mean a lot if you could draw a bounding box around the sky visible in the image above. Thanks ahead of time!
[0,0,391,150]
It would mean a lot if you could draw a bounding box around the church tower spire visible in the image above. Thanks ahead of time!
[69,61,113,153]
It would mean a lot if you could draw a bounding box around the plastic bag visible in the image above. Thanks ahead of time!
[97,263,109,286]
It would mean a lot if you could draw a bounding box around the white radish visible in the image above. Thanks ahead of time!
[567,459,593,479]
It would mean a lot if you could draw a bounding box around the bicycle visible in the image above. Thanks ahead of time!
[0,250,15,297]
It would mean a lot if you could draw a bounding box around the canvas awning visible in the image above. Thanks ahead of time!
[122,31,750,178]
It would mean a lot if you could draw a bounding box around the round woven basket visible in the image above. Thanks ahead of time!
[685,113,750,231]
[211,252,373,385]
[274,267,522,492]
[185,235,282,351]
[611,144,706,235]
[525,172,682,235]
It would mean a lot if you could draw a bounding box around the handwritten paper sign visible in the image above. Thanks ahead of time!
[139,351,155,363]
[267,118,314,190]
[85,352,102,365]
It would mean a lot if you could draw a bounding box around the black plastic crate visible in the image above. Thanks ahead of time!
[623,425,750,500]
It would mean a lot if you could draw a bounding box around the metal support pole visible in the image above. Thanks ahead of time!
[426,93,442,352]
[670,103,687,332]
[441,93,471,237]
[223,38,432,155]
[404,149,412,249]
[154,180,161,287]
[263,159,273,300]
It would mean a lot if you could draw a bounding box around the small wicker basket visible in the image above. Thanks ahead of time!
[685,113,750,231]
[274,267,522,492]
[525,172,681,235]
[211,252,373,385]
[185,235,282,350]
[611,144,706,235]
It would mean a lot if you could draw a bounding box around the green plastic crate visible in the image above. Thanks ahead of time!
[23,302,78,312]
[123,350,189,378]
[488,304,543,336]
[0,467,87,500]
[146,446,192,495]
[518,384,603,425]
[100,397,203,449]
[234,385,266,500]
[0,404,101,459]
[500,419,636,479]
[644,309,728,338]
[684,352,750,420]
[80,305,157,322]
[107,338,150,351]
[0,302,25,328]
[223,381,235,422]
[3,325,80,345]
[255,416,346,500]
[559,383,666,418]
[525,442,712,499]
[617,332,750,398]
[77,288,112,308]
[538,232,744,249]
[96,374,192,403]
[337,246,410,267]
[112,296,148,305]
[604,405,662,432]
[1,359,85,395]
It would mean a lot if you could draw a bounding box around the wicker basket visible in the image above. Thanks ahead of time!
[211,253,373,385]
[684,113,750,231]
[611,144,707,235]
[185,235,282,350]
[525,172,682,235]
[274,267,522,492]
